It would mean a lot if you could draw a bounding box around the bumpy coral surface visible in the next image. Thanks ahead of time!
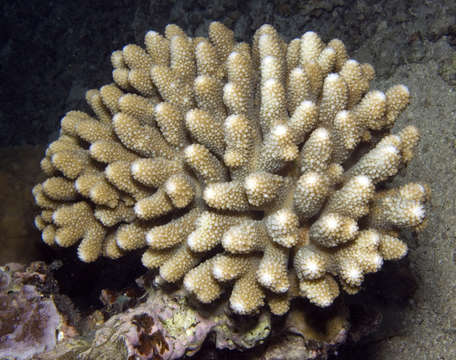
[33,22,429,315]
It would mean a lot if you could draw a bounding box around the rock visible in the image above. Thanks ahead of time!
[0,262,76,360]
[38,274,353,360]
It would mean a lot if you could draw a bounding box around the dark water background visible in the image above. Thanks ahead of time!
[2,0,454,147]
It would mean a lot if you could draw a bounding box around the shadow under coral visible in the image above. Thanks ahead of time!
[50,246,147,313]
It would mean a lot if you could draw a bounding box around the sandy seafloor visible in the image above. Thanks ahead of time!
[1,0,455,359]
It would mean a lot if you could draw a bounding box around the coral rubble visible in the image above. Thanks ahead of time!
[33,22,429,314]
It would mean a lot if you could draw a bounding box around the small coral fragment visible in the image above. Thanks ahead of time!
[294,247,327,280]
[223,114,253,170]
[159,245,200,283]
[131,157,182,187]
[184,258,222,303]
[134,189,174,219]
[52,202,106,262]
[378,234,408,260]
[326,175,375,219]
[146,209,199,250]
[309,213,358,247]
[230,262,265,315]
[115,223,147,251]
[222,220,268,253]
[294,171,329,219]
[188,212,238,252]
[299,274,340,307]
[369,184,427,230]
[42,177,78,201]
[203,181,249,211]
[184,144,227,183]
[244,171,284,207]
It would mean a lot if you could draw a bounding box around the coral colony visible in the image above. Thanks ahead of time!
[33,22,429,315]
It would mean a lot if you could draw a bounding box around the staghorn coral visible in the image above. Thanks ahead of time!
[33,22,429,314]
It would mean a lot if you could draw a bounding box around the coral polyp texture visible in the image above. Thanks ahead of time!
[33,22,429,315]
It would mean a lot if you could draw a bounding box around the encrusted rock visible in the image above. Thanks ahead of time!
[0,262,76,360]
